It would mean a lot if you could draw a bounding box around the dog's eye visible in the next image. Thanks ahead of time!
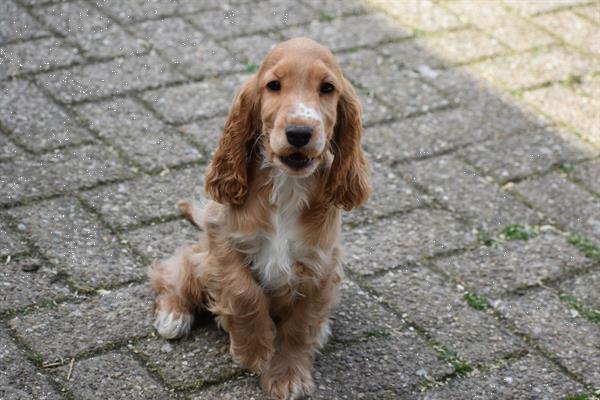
[320,82,335,94]
[266,80,281,91]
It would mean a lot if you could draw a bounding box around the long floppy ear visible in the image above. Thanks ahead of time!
[205,76,260,205]
[327,77,370,211]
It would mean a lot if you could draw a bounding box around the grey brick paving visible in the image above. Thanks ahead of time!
[301,0,371,17]
[570,159,600,195]
[125,219,200,261]
[74,97,203,172]
[0,144,132,205]
[433,231,592,297]
[358,88,393,126]
[504,0,592,16]
[32,1,145,59]
[1,0,599,398]
[370,266,526,365]
[140,74,248,124]
[514,172,600,244]
[0,79,92,152]
[0,0,47,44]
[0,220,27,256]
[338,49,449,116]
[222,32,279,67]
[574,3,600,23]
[420,354,586,400]
[332,280,404,342]
[471,46,600,89]
[419,68,552,132]
[523,82,600,147]
[190,1,317,40]
[370,0,463,32]
[0,256,72,314]
[95,0,221,23]
[310,334,453,398]
[363,107,512,164]
[378,40,446,70]
[282,13,411,52]
[133,17,240,78]
[51,351,173,399]
[495,289,600,386]
[190,377,262,399]
[37,52,184,103]
[81,167,205,230]
[415,28,507,65]
[459,126,598,183]
[443,1,556,51]
[346,157,429,224]
[0,37,82,79]
[10,284,153,361]
[559,269,600,311]
[534,9,600,55]
[485,18,556,51]
[134,327,236,389]
[0,133,22,161]
[0,329,62,400]
[194,334,453,399]
[344,208,476,276]
[403,155,540,232]
[177,115,226,155]
[7,197,144,289]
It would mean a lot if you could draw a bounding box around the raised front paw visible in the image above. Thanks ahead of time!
[260,359,315,400]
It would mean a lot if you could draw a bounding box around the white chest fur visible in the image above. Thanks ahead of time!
[250,172,311,289]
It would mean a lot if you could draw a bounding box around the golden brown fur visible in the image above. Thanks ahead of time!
[149,37,369,400]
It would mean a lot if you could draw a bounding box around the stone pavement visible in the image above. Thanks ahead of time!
[1,0,599,398]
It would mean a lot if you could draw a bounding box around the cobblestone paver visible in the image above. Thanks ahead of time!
[1,0,599,398]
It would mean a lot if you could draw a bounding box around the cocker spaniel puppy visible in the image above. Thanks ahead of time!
[149,37,370,400]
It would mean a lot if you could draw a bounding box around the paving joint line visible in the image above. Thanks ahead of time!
[13,0,97,63]
[129,92,213,161]
[483,286,600,392]
[345,269,529,387]
[0,317,74,399]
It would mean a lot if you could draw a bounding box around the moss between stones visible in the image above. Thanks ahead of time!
[464,292,490,311]
[436,346,473,376]
[244,62,259,73]
[503,224,536,241]
[567,234,600,262]
[319,13,335,22]
[564,394,589,400]
[559,294,600,325]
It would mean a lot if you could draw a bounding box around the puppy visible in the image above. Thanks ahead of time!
[149,37,370,400]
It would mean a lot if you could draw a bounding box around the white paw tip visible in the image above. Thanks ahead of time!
[154,311,193,339]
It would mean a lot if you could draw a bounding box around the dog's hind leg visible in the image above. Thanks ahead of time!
[148,244,207,339]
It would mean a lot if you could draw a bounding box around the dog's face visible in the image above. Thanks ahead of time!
[258,41,342,177]
[206,37,369,210]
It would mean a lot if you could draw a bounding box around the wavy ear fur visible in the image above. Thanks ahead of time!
[205,76,260,205]
[326,77,370,211]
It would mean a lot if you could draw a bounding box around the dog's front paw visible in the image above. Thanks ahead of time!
[260,359,314,400]
[230,334,275,374]
[153,309,193,339]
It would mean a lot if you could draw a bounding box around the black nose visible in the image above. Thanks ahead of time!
[285,125,313,148]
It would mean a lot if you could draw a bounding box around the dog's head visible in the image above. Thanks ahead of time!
[205,37,369,211]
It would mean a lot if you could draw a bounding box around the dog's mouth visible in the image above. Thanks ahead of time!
[279,153,313,170]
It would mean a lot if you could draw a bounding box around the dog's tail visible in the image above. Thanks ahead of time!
[177,198,207,230]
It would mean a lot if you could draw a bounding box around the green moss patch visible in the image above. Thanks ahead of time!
[503,224,536,241]
[464,292,490,311]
